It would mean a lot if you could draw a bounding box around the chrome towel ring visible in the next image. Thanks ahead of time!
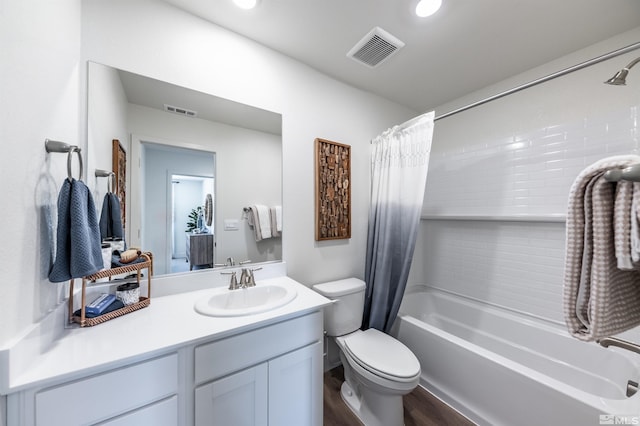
[95,169,115,192]
[45,138,83,181]
[67,146,83,181]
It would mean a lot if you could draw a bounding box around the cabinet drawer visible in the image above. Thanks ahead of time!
[195,311,322,383]
[35,353,178,425]
[100,395,178,426]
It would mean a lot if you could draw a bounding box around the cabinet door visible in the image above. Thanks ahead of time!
[190,234,213,268]
[268,342,323,426]
[195,363,268,426]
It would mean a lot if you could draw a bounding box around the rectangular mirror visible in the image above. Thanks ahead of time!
[87,62,283,276]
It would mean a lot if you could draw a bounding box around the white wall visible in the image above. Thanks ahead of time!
[0,0,81,344]
[81,0,416,289]
[0,0,81,419]
[412,27,640,328]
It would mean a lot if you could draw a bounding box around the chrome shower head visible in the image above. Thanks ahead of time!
[605,56,640,85]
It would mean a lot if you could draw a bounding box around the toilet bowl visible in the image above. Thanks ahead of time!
[337,328,421,426]
[312,278,421,426]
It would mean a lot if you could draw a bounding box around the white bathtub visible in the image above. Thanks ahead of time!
[391,286,640,426]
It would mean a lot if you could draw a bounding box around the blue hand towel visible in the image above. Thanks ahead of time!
[49,178,104,282]
[99,193,124,241]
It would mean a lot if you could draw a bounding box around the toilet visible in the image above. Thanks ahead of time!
[313,278,421,426]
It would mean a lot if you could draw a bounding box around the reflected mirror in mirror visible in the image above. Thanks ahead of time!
[88,62,283,276]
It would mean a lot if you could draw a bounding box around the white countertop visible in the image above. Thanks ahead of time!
[1,273,330,394]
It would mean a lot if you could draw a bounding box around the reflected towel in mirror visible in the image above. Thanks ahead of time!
[247,205,272,241]
[99,192,124,242]
[270,205,282,237]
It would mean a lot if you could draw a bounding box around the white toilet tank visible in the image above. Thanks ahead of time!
[313,278,365,336]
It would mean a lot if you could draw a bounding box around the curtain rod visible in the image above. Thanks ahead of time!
[433,40,640,122]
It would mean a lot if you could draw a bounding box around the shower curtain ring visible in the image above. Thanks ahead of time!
[67,146,83,181]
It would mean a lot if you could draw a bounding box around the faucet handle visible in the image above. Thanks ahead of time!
[221,271,238,290]
[238,259,252,265]
[244,267,262,287]
[239,268,250,287]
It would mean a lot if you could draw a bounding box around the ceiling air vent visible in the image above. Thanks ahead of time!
[347,27,405,68]
[164,104,197,118]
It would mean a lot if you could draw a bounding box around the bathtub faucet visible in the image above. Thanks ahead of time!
[598,337,640,397]
[597,336,640,356]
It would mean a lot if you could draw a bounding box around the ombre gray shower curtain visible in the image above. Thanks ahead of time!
[362,111,435,332]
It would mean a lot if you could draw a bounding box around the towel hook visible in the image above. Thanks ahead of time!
[67,146,83,181]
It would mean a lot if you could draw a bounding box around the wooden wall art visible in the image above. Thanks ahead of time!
[315,138,351,240]
[112,139,127,230]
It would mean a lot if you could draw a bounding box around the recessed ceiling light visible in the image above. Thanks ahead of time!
[233,0,259,10]
[415,0,442,17]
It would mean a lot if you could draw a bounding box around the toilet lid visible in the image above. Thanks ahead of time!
[342,329,420,380]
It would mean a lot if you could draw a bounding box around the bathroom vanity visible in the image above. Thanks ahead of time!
[186,233,214,270]
[1,268,329,425]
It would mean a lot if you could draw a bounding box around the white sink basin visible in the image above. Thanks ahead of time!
[194,283,297,317]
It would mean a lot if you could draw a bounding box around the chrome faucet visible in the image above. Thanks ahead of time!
[222,266,262,290]
[598,336,640,355]
[214,257,236,268]
[215,258,252,268]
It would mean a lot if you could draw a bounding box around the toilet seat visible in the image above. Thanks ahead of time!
[340,329,420,383]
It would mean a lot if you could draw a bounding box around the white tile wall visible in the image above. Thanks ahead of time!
[416,220,566,323]
[416,101,640,325]
[423,105,639,217]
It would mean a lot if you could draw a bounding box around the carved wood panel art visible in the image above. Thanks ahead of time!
[315,138,351,240]
[112,139,126,230]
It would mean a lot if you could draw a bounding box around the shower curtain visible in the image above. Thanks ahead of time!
[362,111,435,333]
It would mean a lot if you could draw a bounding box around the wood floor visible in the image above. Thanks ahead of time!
[323,366,475,426]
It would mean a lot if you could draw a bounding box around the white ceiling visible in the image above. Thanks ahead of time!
[117,68,282,134]
[163,0,640,112]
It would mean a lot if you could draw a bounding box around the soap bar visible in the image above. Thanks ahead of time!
[85,293,117,316]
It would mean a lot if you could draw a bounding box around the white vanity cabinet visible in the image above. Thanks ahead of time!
[3,275,329,426]
[8,353,180,426]
[193,311,323,426]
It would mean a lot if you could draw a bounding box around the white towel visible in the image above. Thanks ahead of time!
[563,155,640,341]
[270,206,282,237]
[247,205,271,241]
